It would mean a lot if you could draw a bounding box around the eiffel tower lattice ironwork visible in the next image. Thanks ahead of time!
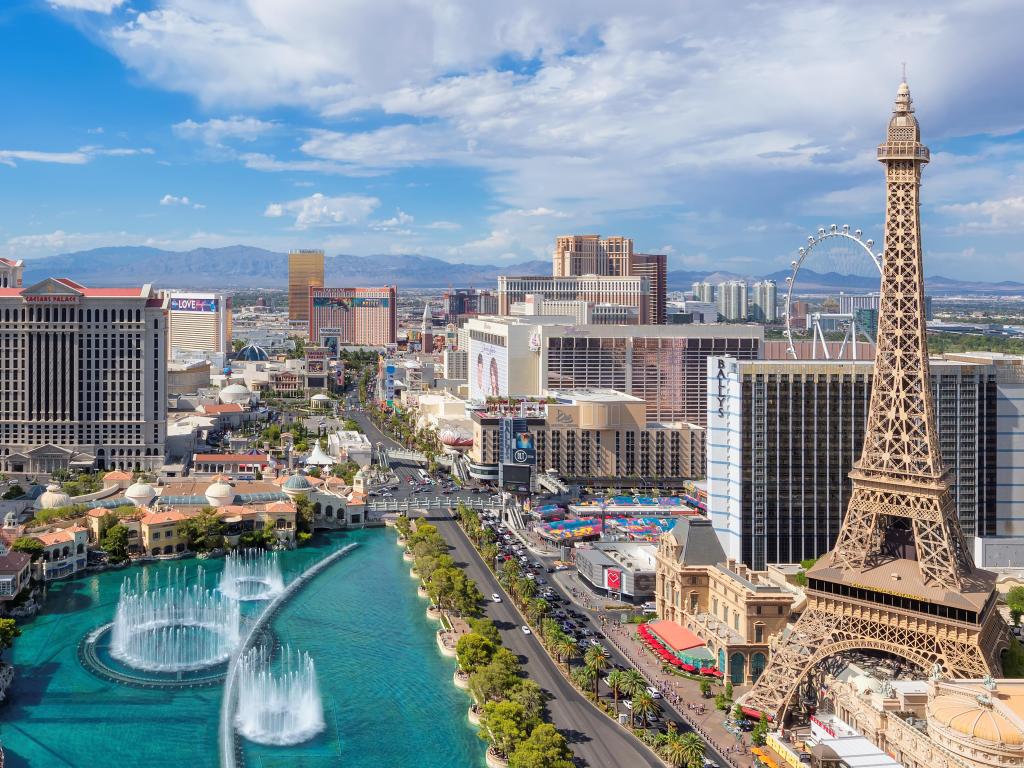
[743,80,1009,724]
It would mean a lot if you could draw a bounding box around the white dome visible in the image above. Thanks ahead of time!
[205,479,235,507]
[219,383,251,404]
[37,483,71,510]
[124,480,156,508]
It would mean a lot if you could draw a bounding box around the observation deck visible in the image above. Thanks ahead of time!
[877,143,930,162]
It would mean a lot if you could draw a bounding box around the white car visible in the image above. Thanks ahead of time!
[521,625,532,635]
[491,593,502,603]
[646,686,662,699]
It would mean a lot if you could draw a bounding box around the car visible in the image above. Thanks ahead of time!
[491,593,502,603]
[646,686,662,698]
[588,638,603,648]
[521,626,532,635]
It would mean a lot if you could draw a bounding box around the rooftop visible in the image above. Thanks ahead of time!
[548,388,644,404]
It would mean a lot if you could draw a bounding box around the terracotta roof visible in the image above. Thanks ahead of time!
[201,403,245,415]
[193,453,269,463]
[35,529,79,546]
[103,470,133,481]
[141,510,187,525]
[265,501,296,513]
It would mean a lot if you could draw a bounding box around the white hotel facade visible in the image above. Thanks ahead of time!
[0,278,168,477]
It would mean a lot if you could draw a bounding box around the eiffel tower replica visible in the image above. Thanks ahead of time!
[744,80,1009,723]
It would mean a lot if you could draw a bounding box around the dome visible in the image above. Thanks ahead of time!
[124,480,156,508]
[283,473,313,491]
[929,695,1024,746]
[37,483,71,510]
[205,479,236,508]
[311,393,331,401]
[219,383,252,404]
[236,343,269,362]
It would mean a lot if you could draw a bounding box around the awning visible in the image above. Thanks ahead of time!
[743,706,772,722]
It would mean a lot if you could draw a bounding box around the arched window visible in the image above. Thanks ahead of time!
[729,653,745,685]
[750,653,767,683]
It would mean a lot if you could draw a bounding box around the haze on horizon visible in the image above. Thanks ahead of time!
[2,1,1023,280]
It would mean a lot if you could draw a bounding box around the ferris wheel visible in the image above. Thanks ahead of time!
[783,224,883,360]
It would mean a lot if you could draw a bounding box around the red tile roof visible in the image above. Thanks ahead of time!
[140,510,187,525]
[201,403,245,415]
[193,453,269,463]
[647,619,705,651]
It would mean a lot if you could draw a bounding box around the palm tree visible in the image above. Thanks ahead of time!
[678,732,706,768]
[527,598,549,626]
[606,669,627,710]
[630,690,659,729]
[621,669,648,698]
[554,636,579,674]
[517,577,537,603]
[584,645,609,697]
[656,729,692,768]
[573,663,597,696]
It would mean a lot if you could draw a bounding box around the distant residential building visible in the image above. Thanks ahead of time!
[164,291,232,362]
[443,288,498,325]
[707,356,999,570]
[0,258,23,288]
[443,348,468,381]
[632,253,668,324]
[716,281,748,321]
[497,275,650,324]
[749,281,778,323]
[463,315,762,426]
[308,286,397,346]
[789,299,809,329]
[288,249,324,325]
[691,281,715,303]
[0,278,167,476]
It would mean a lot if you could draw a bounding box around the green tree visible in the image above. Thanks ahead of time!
[699,679,712,698]
[732,703,745,722]
[239,519,277,550]
[527,598,549,626]
[629,690,659,728]
[620,669,648,698]
[469,648,521,704]
[100,523,130,564]
[507,679,545,723]
[583,644,609,696]
[509,723,574,768]
[294,496,314,535]
[572,664,597,696]
[456,633,497,675]
[1008,586,1024,626]
[1,484,24,500]
[657,728,705,768]
[752,713,770,747]
[553,635,579,674]
[678,732,707,768]
[0,618,21,656]
[479,700,536,759]
[468,617,501,645]
[176,506,225,552]
[11,537,44,561]
[724,681,734,700]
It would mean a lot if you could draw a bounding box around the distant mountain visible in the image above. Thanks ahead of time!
[20,245,1024,295]
[22,246,550,290]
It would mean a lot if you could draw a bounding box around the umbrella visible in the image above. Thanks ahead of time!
[679,662,697,672]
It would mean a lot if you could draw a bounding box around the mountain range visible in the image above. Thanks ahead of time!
[17,245,1024,295]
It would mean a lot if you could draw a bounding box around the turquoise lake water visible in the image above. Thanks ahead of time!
[0,528,484,767]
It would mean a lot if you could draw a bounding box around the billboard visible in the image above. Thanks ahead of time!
[604,568,622,592]
[312,295,390,309]
[501,463,531,492]
[169,296,218,312]
[469,338,508,400]
[502,417,535,466]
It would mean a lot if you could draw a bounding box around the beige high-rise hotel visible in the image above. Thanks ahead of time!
[288,249,325,325]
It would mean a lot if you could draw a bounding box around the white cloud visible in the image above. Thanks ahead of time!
[263,192,380,229]
[160,194,205,209]
[370,209,414,231]
[172,116,274,146]
[426,221,461,230]
[0,145,152,167]
[939,196,1024,233]
[49,0,125,12]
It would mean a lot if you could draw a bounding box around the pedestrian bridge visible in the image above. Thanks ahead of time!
[365,496,502,514]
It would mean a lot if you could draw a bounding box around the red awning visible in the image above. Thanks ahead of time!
[742,706,772,722]
[679,662,697,672]
[700,667,719,676]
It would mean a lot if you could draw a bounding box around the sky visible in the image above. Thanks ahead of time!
[1,0,1023,279]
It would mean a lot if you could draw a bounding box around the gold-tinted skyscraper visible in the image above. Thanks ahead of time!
[743,80,1007,723]
[288,249,324,324]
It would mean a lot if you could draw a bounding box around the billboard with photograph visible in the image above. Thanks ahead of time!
[468,338,508,400]
[502,417,536,466]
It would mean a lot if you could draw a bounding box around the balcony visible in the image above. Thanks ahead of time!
[877,144,930,162]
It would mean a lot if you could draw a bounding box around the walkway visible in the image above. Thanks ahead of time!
[219,543,360,768]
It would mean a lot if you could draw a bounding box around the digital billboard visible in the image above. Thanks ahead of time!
[604,568,622,592]
[169,296,218,312]
[502,417,535,466]
[312,295,390,309]
[468,338,508,401]
[501,463,531,492]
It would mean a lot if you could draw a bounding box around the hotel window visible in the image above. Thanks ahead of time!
[754,623,764,643]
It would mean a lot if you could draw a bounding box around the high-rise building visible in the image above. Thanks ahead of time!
[707,357,997,570]
[497,275,650,324]
[0,278,167,476]
[463,316,761,425]
[308,286,397,346]
[750,280,778,323]
[716,280,748,321]
[632,253,668,324]
[288,249,324,325]
[0,259,23,288]
[745,80,1005,723]
[553,234,633,277]
[691,281,715,303]
[552,236,667,323]
[164,291,232,361]
[443,288,498,325]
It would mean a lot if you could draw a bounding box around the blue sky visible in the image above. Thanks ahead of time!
[2,0,1023,280]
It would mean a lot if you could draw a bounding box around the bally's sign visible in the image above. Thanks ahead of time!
[716,358,728,417]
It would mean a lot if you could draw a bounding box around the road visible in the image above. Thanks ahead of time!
[346,405,661,767]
